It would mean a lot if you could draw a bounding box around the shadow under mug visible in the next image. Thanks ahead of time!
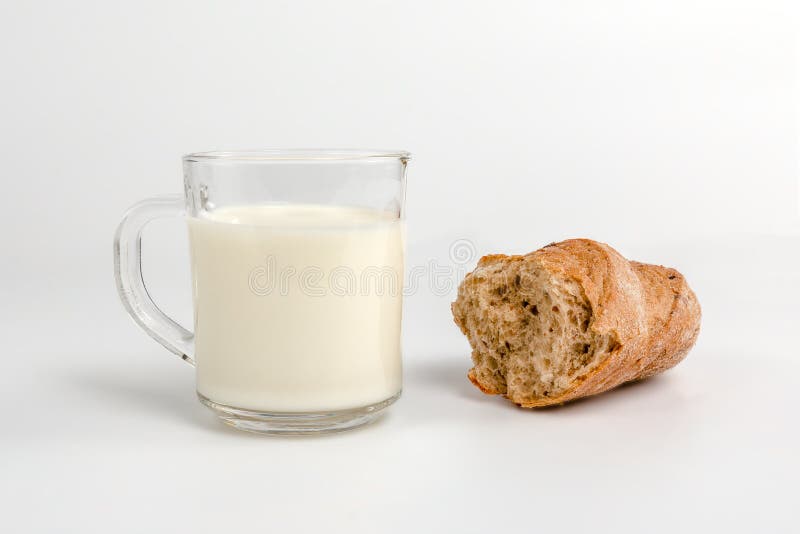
[114,149,410,435]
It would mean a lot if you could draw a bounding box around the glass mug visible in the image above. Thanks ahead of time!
[114,150,410,434]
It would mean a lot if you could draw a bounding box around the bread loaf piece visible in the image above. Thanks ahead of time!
[451,239,701,407]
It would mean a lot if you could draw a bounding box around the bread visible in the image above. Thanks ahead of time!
[451,239,701,407]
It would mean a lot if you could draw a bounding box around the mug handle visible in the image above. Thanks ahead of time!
[113,195,195,365]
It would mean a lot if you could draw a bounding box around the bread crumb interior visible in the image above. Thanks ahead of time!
[462,261,617,401]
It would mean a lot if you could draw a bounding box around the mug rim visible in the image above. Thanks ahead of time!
[184,149,411,162]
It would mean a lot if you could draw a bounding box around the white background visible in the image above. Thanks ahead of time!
[2,1,798,532]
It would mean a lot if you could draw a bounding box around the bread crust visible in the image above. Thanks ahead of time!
[452,239,701,407]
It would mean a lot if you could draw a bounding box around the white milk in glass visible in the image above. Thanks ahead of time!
[187,204,404,412]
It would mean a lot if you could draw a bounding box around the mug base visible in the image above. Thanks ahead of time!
[197,392,401,435]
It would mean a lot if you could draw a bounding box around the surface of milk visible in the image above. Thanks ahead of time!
[187,204,404,412]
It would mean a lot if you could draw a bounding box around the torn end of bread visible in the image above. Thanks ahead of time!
[452,239,701,408]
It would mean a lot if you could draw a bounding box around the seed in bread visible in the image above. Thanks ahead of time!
[451,239,701,407]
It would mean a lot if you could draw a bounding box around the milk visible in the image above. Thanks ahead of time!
[187,204,404,412]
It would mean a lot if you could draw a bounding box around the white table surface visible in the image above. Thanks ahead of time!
[2,235,798,533]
